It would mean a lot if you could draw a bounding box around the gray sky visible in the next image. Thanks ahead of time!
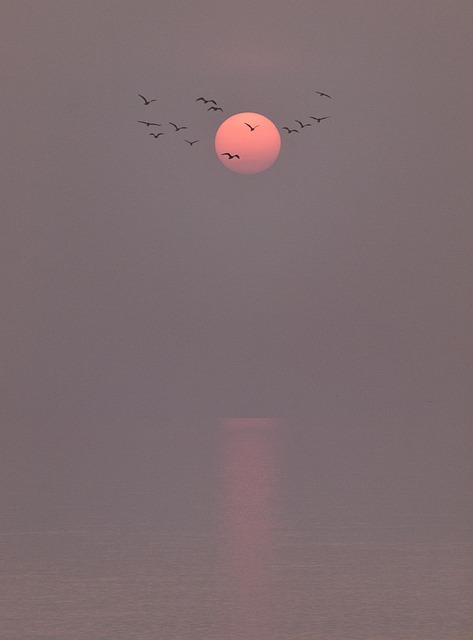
[1,2,472,520]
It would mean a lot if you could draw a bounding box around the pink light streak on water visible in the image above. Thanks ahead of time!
[218,418,282,638]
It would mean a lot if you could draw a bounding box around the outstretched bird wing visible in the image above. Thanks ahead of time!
[138,94,156,103]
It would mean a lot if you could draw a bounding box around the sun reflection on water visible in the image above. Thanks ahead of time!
[218,418,281,638]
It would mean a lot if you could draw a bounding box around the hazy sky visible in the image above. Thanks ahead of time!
[2,2,472,514]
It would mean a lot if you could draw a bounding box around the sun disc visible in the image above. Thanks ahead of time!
[215,112,281,174]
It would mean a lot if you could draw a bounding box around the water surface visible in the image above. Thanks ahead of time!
[1,419,471,639]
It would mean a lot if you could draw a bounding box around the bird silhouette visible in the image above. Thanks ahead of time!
[208,106,223,112]
[196,97,217,105]
[244,122,259,131]
[185,139,199,146]
[169,122,188,131]
[295,120,312,128]
[149,132,164,138]
[138,121,162,127]
[138,94,157,105]
[221,153,240,159]
[310,116,330,123]
[316,91,331,98]
[282,127,299,133]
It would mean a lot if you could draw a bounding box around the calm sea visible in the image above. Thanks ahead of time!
[1,419,471,639]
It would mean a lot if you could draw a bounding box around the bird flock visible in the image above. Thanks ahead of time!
[136,90,332,161]
[280,91,331,135]
[136,93,225,148]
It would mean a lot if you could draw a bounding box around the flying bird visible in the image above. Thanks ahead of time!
[149,132,164,138]
[196,97,217,105]
[282,127,299,133]
[169,122,188,131]
[138,121,162,127]
[295,120,312,128]
[208,106,223,112]
[310,116,330,123]
[138,94,157,105]
[221,153,240,159]
[185,139,199,146]
[244,122,259,131]
[316,91,332,98]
